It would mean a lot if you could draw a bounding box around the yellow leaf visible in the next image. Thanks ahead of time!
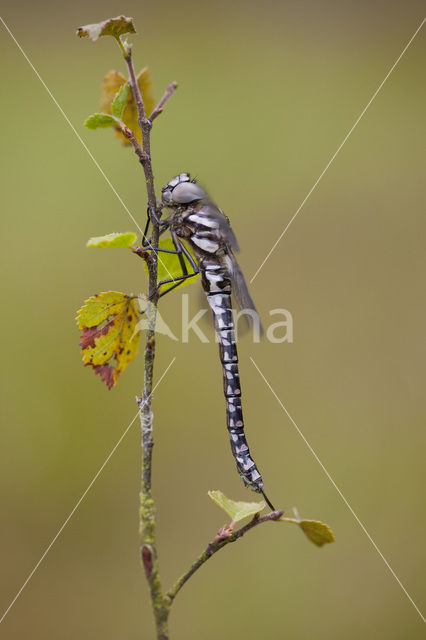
[100,68,156,145]
[278,514,335,547]
[76,291,126,329]
[298,520,335,547]
[76,291,141,388]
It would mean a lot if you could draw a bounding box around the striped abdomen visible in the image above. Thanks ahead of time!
[202,260,265,493]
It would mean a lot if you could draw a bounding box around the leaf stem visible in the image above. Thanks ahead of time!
[116,35,129,59]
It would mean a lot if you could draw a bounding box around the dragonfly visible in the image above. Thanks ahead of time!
[142,173,275,510]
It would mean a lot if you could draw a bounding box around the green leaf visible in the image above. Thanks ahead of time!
[208,490,266,522]
[84,113,119,129]
[77,15,136,42]
[87,232,137,248]
[298,520,335,547]
[145,238,199,290]
[112,84,130,119]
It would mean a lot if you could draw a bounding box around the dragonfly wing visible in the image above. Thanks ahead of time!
[220,212,240,252]
[228,252,263,335]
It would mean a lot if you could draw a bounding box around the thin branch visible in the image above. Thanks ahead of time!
[124,49,146,123]
[124,48,156,212]
[119,124,148,165]
[149,81,178,122]
[122,42,169,640]
[165,510,284,605]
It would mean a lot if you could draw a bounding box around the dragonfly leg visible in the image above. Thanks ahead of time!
[157,272,198,298]
[149,204,163,225]
[147,271,199,301]
[138,226,199,298]
[142,226,169,248]
[172,232,188,277]
[142,209,151,246]
[170,231,199,273]
[142,204,169,247]
[152,233,199,299]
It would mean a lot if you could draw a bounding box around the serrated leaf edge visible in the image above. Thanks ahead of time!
[86,231,137,248]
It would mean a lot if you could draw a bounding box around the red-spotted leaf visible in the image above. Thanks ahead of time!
[76,291,141,388]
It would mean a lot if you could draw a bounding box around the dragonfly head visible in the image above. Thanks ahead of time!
[162,173,207,206]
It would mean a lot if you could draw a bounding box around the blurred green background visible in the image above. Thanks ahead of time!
[1,1,425,638]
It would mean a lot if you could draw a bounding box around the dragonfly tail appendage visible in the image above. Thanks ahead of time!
[261,489,275,511]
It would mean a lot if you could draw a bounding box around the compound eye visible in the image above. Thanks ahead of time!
[161,188,173,204]
[172,182,206,204]
[166,175,180,188]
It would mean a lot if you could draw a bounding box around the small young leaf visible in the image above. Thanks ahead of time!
[77,15,136,42]
[298,520,335,547]
[76,291,141,388]
[100,68,156,145]
[144,237,199,290]
[84,113,118,129]
[208,490,266,522]
[87,232,137,248]
[112,84,130,119]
